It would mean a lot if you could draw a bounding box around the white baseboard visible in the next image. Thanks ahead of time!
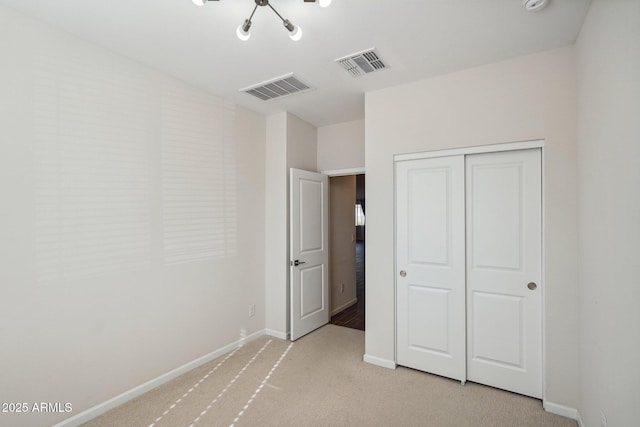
[265,328,289,340]
[52,329,266,427]
[544,400,579,421]
[331,298,358,316]
[363,354,397,370]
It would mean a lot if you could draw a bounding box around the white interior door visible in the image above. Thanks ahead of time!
[290,168,329,341]
[396,156,466,382]
[466,149,542,398]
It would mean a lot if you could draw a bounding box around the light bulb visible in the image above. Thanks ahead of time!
[319,0,332,7]
[236,24,251,41]
[289,25,303,41]
[236,19,252,41]
[192,0,206,6]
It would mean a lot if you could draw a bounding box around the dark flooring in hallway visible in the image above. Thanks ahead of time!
[330,240,365,331]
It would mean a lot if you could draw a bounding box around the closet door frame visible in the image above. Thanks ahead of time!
[393,139,545,400]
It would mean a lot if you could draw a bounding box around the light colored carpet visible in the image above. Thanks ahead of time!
[83,325,576,427]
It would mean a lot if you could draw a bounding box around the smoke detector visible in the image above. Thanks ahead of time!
[523,0,549,12]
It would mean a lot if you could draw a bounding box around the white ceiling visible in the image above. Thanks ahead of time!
[0,0,591,127]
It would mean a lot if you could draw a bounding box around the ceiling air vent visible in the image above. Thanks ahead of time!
[240,73,312,101]
[335,48,388,77]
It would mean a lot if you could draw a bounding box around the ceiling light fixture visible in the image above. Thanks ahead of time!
[193,0,330,41]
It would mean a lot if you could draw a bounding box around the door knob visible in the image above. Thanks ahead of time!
[527,282,537,290]
[291,260,306,266]
[399,270,407,277]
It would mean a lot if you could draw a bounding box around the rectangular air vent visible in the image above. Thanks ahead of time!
[335,48,388,77]
[240,73,312,101]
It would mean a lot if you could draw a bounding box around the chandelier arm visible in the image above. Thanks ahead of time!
[248,3,259,20]
[266,3,287,23]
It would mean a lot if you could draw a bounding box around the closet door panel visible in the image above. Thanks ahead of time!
[396,156,466,382]
[466,149,542,399]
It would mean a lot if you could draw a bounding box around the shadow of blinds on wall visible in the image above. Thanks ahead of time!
[160,82,237,264]
[33,53,152,284]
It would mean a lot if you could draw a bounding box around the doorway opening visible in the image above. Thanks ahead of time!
[329,174,365,331]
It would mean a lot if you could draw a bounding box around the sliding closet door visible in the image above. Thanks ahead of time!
[466,149,542,398]
[396,156,466,382]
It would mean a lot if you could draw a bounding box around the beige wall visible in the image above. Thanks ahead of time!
[329,176,357,314]
[576,1,640,425]
[264,112,289,338]
[264,112,317,338]
[287,113,318,171]
[365,47,579,408]
[317,120,365,172]
[0,5,266,426]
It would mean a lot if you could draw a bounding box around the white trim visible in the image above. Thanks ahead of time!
[541,146,547,403]
[393,161,398,364]
[320,167,365,177]
[331,298,358,316]
[394,140,544,162]
[52,329,266,427]
[543,401,579,421]
[363,354,397,369]
[265,328,289,340]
